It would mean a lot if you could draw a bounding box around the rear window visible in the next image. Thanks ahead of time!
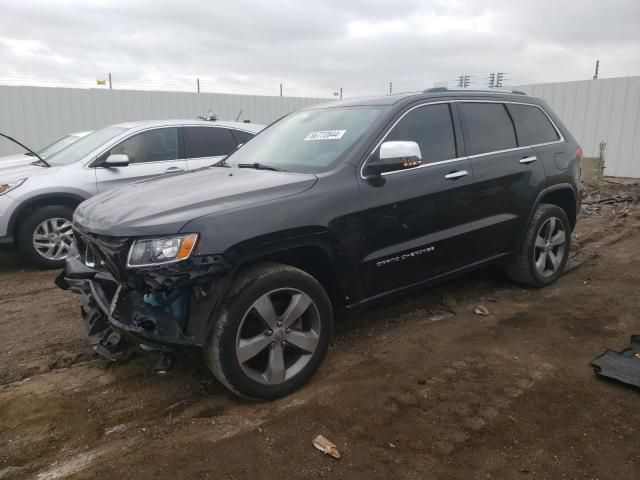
[184,127,237,158]
[507,104,560,146]
[459,103,517,156]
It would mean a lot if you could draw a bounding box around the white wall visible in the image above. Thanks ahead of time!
[0,86,328,156]
[514,76,640,178]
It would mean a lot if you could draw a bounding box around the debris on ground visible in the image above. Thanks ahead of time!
[312,435,341,459]
[583,191,635,205]
[474,305,490,316]
[591,335,640,388]
[581,189,638,216]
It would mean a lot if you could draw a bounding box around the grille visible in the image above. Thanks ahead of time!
[73,226,130,281]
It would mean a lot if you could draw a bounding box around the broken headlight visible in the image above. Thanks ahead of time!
[126,233,198,268]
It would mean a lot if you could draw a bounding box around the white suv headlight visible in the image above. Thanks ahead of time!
[0,178,26,196]
[126,233,199,268]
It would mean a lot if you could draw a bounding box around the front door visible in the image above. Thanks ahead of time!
[95,127,186,193]
[358,102,477,298]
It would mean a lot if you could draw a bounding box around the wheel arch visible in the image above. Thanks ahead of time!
[8,193,86,237]
[226,237,355,311]
[538,185,578,230]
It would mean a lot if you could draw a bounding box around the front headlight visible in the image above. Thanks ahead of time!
[0,178,26,196]
[126,233,199,268]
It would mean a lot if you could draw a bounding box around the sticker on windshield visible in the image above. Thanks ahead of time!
[304,130,346,141]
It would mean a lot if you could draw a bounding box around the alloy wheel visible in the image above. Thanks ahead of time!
[235,288,321,385]
[534,216,566,277]
[32,217,74,261]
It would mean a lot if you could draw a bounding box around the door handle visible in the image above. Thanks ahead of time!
[519,156,537,164]
[165,166,184,173]
[444,170,469,180]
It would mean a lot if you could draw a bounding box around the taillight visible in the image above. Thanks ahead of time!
[576,146,584,161]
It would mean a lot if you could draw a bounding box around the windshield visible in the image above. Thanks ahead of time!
[47,127,127,166]
[37,135,81,158]
[225,106,387,173]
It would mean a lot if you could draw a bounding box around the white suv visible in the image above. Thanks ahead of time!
[0,119,263,267]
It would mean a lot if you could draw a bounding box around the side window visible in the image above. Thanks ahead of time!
[231,129,255,145]
[184,127,237,158]
[108,128,178,163]
[506,104,559,146]
[385,104,456,164]
[459,103,517,155]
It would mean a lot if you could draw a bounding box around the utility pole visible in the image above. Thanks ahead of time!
[340,87,343,100]
[280,84,283,97]
[496,72,504,88]
[593,59,600,79]
[456,75,470,88]
[389,82,392,94]
[108,72,112,90]
[488,73,495,88]
[197,78,200,93]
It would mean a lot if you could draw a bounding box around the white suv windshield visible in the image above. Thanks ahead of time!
[225,106,387,173]
[47,127,127,166]
[37,135,80,158]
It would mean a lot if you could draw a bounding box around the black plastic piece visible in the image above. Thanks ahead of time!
[423,87,448,93]
[592,335,640,388]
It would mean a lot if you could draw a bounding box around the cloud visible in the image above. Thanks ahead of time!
[0,0,638,97]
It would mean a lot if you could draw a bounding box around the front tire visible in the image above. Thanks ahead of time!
[508,203,571,287]
[16,205,74,269]
[205,263,333,400]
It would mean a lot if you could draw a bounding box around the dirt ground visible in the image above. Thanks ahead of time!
[1,181,639,480]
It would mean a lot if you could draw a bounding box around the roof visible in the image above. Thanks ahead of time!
[306,88,539,110]
[112,119,264,133]
[70,130,93,137]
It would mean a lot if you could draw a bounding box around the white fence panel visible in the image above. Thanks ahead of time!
[515,76,640,178]
[0,86,328,156]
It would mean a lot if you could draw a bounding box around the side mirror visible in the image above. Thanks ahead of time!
[104,153,130,167]
[364,141,422,178]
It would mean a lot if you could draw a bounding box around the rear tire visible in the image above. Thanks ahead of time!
[508,203,571,287]
[16,205,74,269]
[205,263,333,400]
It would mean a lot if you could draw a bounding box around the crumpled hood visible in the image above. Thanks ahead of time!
[74,167,318,236]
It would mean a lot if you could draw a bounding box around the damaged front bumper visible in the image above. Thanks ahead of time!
[57,233,231,360]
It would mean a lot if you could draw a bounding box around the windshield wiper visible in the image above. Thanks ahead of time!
[237,162,285,172]
[0,132,50,167]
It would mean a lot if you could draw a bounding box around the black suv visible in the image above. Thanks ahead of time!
[59,89,583,400]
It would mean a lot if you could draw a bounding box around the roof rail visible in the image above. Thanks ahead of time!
[422,87,448,93]
[422,87,528,95]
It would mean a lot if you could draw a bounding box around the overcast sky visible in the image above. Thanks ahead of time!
[1,0,639,98]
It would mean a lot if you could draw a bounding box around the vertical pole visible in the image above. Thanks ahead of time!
[389,82,392,94]
[593,60,600,80]
[197,78,200,93]
[108,72,112,90]
[280,84,283,97]
[340,87,343,100]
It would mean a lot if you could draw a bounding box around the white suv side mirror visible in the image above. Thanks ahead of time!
[104,154,130,167]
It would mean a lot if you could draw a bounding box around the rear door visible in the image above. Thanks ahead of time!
[95,127,185,193]
[457,101,547,261]
[358,102,477,297]
[184,126,240,170]
[505,102,564,179]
